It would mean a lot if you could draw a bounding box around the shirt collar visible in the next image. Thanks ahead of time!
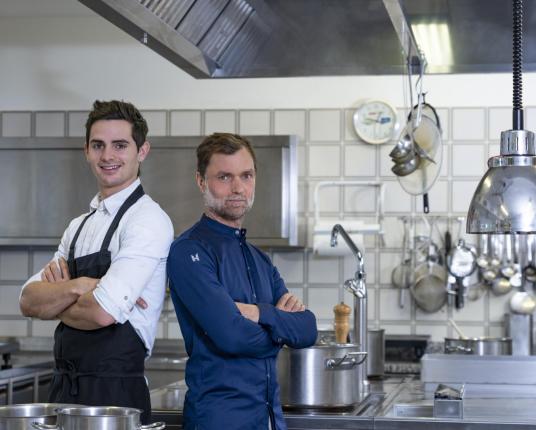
[89,178,142,215]
[200,214,247,239]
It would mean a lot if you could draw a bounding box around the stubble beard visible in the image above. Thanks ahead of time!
[203,187,255,222]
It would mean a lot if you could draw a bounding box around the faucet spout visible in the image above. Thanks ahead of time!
[331,224,368,391]
[331,224,366,292]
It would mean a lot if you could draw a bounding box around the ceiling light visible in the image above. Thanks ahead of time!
[411,22,453,67]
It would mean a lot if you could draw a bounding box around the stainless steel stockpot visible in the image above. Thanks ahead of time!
[277,343,366,409]
[0,404,79,430]
[32,407,165,430]
[444,337,512,355]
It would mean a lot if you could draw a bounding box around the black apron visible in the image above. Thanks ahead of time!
[49,185,151,424]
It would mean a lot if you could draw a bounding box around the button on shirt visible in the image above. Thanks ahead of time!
[167,215,318,430]
[22,179,174,356]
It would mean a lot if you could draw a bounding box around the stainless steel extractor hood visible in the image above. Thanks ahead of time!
[0,135,298,248]
[77,0,536,78]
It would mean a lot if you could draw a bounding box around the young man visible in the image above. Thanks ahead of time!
[20,100,173,424]
[167,133,317,430]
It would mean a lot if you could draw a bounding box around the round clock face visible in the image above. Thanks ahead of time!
[352,100,399,144]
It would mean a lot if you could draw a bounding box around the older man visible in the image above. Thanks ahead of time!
[167,133,317,430]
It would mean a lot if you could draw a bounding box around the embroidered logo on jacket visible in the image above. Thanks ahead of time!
[191,253,200,262]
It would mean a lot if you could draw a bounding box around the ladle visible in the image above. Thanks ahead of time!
[448,318,468,339]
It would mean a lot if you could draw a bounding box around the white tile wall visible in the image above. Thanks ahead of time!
[0,320,28,337]
[35,112,65,137]
[0,251,29,281]
[68,112,89,137]
[378,289,412,321]
[239,110,271,135]
[273,252,304,284]
[308,145,341,177]
[381,323,411,335]
[451,144,486,176]
[382,181,412,213]
[426,181,449,213]
[452,108,486,141]
[307,180,340,213]
[170,110,202,136]
[344,144,377,177]
[142,111,167,136]
[308,287,340,320]
[452,297,486,321]
[0,104,523,341]
[204,110,236,134]
[343,186,377,213]
[274,110,306,142]
[307,255,340,284]
[32,250,55,274]
[526,107,536,130]
[436,108,450,141]
[415,324,447,342]
[343,109,359,141]
[297,145,306,178]
[0,286,23,315]
[451,180,480,213]
[32,320,59,337]
[2,112,32,137]
[488,108,511,141]
[309,110,341,143]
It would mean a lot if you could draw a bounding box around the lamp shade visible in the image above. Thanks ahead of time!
[467,161,536,234]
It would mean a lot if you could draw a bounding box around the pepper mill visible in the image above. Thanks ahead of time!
[333,302,351,343]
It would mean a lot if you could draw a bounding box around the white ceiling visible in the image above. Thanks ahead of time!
[0,0,94,17]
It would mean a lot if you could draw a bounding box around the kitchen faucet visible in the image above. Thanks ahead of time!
[331,224,368,390]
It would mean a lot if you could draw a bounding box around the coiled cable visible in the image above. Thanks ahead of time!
[513,0,523,129]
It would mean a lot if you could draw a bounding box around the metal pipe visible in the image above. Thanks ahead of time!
[331,224,368,390]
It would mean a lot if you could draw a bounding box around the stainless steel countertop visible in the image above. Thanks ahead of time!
[151,376,536,429]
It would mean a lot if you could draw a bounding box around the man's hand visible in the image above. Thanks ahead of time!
[276,293,305,312]
[136,297,148,309]
[235,302,260,323]
[41,257,70,283]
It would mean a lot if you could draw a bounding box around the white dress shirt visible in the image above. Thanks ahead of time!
[23,179,174,356]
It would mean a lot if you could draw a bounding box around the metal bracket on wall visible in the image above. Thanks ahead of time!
[382,0,426,72]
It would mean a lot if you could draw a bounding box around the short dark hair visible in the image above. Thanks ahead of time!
[196,133,257,177]
[85,100,148,151]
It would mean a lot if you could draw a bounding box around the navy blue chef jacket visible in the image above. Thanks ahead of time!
[168,215,317,430]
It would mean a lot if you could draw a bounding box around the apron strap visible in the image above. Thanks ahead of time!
[100,184,145,253]
[54,359,144,396]
[68,210,97,261]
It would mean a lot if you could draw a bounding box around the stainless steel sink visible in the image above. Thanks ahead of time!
[150,380,187,410]
[391,402,433,418]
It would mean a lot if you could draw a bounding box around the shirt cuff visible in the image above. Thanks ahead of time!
[93,284,127,324]
[257,303,283,345]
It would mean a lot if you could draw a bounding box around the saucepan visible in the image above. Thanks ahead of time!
[444,337,512,356]
[32,407,165,430]
[0,404,80,430]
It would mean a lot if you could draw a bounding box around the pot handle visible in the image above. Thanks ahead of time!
[32,424,59,430]
[139,422,166,430]
[325,351,367,369]
[445,345,473,354]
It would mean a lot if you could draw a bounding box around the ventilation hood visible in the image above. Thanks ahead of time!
[78,0,536,78]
